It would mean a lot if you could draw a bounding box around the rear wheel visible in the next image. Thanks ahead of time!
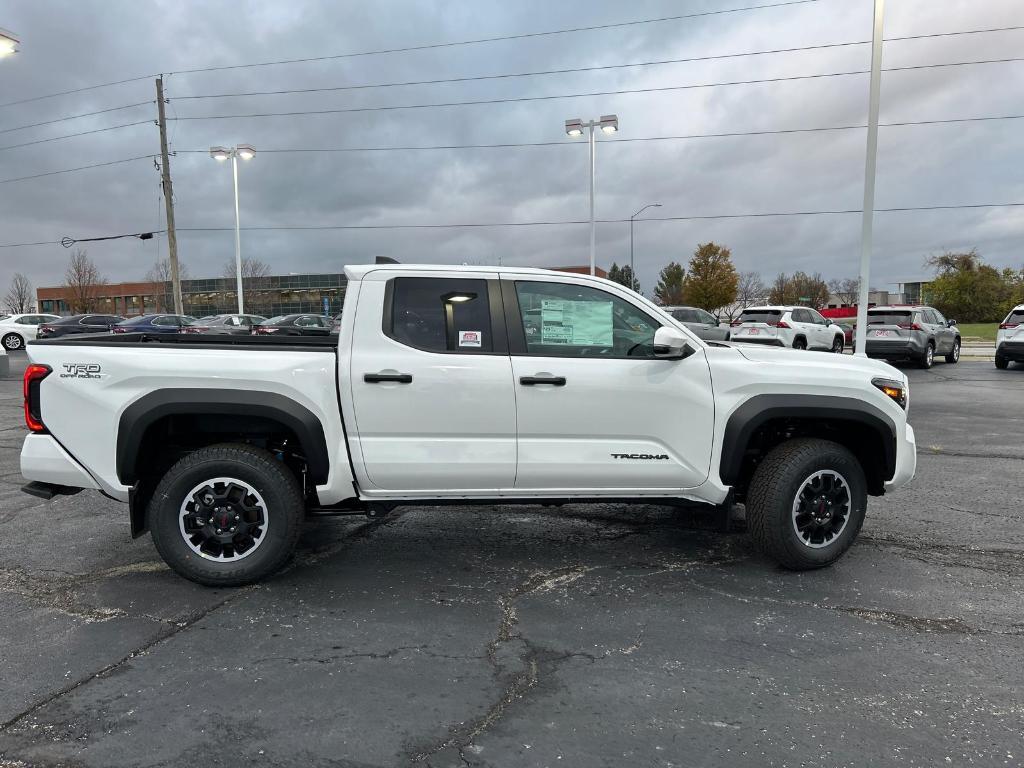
[2,332,23,351]
[995,353,1008,370]
[945,338,961,364]
[148,443,304,586]
[918,342,935,369]
[746,438,867,570]
[831,335,844,354]
[792,337,807,350]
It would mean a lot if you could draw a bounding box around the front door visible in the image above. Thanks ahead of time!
[347,270,516,492]
[504,275,715,492]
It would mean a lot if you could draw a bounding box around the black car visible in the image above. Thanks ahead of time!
[191,314,267,335]
[36,314,125,339]
[252,314,333,336]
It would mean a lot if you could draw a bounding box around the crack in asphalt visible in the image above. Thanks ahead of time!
[251,646,485,665]
[858,533,1024,575]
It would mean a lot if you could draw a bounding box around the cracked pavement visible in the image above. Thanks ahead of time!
[0,354,1022,767]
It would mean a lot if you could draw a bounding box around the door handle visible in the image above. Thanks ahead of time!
[519,375,566,386]
[364,372,413,384]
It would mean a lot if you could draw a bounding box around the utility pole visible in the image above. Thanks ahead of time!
[854,0,885,356]
[155,76,183,315]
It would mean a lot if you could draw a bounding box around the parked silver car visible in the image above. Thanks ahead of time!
[192,314,267,335]
[862,305,960,368]
[664,306,730,342]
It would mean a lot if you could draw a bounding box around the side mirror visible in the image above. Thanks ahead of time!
[947,319,957,327]
[653,326,694,359]
[825,318,833,326]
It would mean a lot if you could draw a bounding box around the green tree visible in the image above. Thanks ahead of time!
[607,262,640,292]
[654,262,686,305]
[681,242,739,312]
[769,271,830,308]
[925,250,1012,322]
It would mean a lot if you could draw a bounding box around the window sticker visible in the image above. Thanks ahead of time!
[539,299,613,346]
[459,330,483,348]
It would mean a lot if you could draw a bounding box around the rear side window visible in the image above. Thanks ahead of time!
[1004,310,1024,325]
[671,309,701,323]
[739,310,782,323]
[867,311,912,325]
[387,277,493,354]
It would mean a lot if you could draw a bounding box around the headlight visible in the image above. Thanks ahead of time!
[872,377,907,410]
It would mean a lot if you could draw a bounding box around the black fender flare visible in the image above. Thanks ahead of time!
[117,388,330,486]
[719,394,897,487]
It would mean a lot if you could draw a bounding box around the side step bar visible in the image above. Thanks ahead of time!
[21,481,83,501]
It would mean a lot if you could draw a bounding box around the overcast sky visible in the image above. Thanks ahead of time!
[1,0,1023,300]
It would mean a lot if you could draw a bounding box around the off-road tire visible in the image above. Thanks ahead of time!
[945,338,961,364]
[746,438,867,570]
[149,443,304,587]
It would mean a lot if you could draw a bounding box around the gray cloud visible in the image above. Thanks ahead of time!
[2,0,1023,303]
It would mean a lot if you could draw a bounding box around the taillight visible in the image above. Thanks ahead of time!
[39,325,54,335]
[112,326,127,334]
[897,323,923,331]
[23,364,51,433]
[730,320,742,327]
[770,321,791,329]
[1000,322,1019,329]
[180,326,207,334]
[254,327,278,334]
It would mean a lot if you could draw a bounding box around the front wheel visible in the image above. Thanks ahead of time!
[746,438,867,570]
[2,332,24,351]
[831,336,844,354]
[148,443,304,586]
[945,338,961,364]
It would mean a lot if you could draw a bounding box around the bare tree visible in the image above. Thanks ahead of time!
[146,257,189,312]
[222,256,271,314]
[720,271,767,321]
[827,277,861,306]
[63,249,107,314]
[4,273,34,314]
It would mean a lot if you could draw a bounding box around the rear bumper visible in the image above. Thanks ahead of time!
[865,339,926,360]
[20,434,99,492]
[996,341,1024,361]
[731,337,785,347]
[885,422,917,492]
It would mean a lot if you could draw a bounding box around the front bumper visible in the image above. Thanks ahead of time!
[885,422,917,492]
[996,340,1024,361]
[20,434,99,492]
[865,338,926,360]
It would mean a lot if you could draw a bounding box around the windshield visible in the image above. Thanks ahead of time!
[868,310,913,325]
[671,309,702,323]
[119,315,151,325]
[263,316,287,325]
[738,310,782,323]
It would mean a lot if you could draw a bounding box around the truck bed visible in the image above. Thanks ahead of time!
[31,332,339,352]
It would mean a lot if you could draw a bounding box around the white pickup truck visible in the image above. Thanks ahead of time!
[20,264,916,586]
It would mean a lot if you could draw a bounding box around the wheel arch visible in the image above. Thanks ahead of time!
[119,389,329,536]
[720,394,897,499]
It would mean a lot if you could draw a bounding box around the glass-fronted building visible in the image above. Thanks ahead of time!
[38,273,348,318]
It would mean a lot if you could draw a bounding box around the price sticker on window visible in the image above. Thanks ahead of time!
[459,330,482,348]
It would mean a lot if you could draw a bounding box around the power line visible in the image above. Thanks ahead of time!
[167,0,822,77]
[0,120,154,153]
[0,75,154,109]
[173,113,1024,155]
[0,101,153,135]
[0,240,58,249]
[0,155,155,185]
[168,57,1024,123]
[170,202,1024,232]
[176,27,1024,102]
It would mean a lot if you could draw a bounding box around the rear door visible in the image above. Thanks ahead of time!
[504,274,714,491]
[806,308,832,349]
[347,270,516,491]
[928,308,953,353]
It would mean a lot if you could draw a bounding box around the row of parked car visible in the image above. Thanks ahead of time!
[25,313,341,341]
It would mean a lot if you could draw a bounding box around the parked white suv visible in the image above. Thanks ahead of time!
[731,306,845,352]
[0,313,61,351]
[996,304,1024,370]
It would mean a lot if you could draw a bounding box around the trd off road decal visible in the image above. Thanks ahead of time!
[60,363,101,379]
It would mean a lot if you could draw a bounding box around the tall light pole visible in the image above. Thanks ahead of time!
[630,203,661,291]
[0,28,19,58]
[854,0,885,356]
[565,115,619,276]
[210,145,256,313]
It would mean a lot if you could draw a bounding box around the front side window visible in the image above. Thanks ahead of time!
[808,309,827,325]
[388,277,492,354]
[791,309,810,324]
[515,281,660,358]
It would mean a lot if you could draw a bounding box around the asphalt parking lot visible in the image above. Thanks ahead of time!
[0,352,1022,768]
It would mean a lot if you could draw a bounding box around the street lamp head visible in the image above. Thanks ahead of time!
[236,143,256,161]
[599,115,619,134]
[0,28,19,58]
[209,146,230,161]
[565,118,584,137]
